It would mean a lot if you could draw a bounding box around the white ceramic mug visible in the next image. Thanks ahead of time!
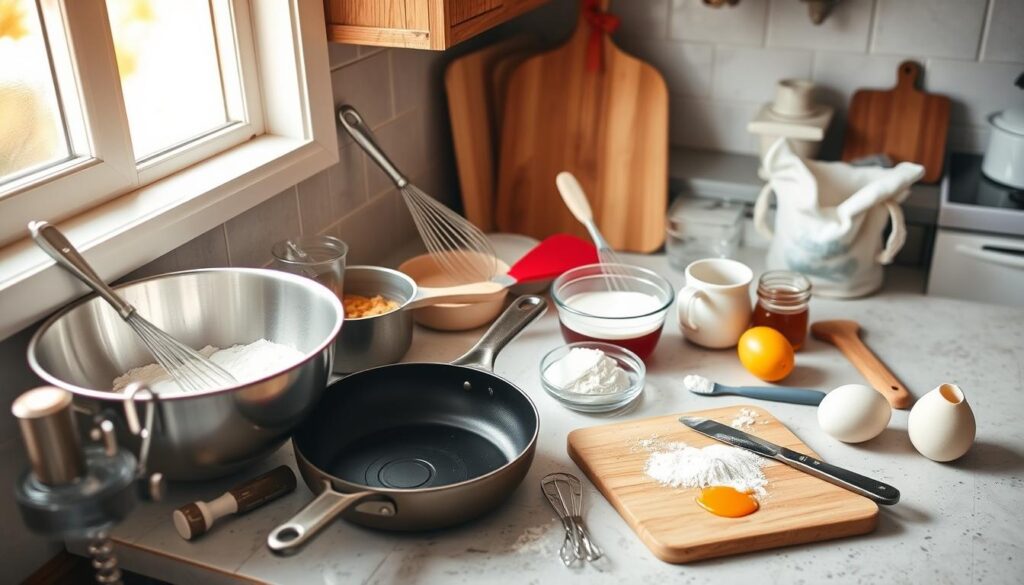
[676,258,753,348]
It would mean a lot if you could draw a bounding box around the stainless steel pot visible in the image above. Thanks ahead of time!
[334,266,504,373]
[27,268,344,480]
[267,296,546,554]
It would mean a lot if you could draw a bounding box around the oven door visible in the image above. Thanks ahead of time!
[928,229,1024,306]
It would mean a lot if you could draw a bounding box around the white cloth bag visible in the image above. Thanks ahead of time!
[754,139,925,298]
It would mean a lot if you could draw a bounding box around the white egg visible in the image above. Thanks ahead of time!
[817,383,892,443]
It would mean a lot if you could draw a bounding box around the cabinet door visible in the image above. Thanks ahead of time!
[448,0,504,26]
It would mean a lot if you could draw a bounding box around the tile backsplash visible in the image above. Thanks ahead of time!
[613,0,1024,156]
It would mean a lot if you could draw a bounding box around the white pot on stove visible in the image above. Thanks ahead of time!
[982,104,1024,190]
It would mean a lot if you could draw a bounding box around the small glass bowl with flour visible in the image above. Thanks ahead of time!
[540,342,645,413]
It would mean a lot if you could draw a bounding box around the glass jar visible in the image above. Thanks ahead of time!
[751,271,811,350]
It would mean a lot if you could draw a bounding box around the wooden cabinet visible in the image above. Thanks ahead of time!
[324,0,549,50]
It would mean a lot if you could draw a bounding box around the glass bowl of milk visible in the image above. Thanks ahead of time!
[551,264,674,361]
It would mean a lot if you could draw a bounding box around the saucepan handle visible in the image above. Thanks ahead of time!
[451,295,547,371]
[266,481,395,554]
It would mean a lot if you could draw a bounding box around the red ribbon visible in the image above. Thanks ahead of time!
[583,0,620,72]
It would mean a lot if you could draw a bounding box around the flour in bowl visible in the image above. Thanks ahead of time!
[112,339,305,394]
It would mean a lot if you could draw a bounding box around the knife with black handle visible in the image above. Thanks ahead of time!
[680,416,900,505]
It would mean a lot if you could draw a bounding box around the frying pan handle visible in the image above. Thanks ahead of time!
[266,481,395,555]
[451,296,547,371]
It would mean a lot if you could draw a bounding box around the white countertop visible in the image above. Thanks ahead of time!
[78,248,1024,585]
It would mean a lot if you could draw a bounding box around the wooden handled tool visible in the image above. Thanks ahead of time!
[174,465,296,540]
[811,320,913,409]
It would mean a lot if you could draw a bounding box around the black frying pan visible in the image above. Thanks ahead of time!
[267,296,546,554]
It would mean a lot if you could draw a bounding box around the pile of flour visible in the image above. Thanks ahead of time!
[112,338,305,394]
[643,441,768,497]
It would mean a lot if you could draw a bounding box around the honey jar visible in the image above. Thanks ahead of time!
[751,271,811,350]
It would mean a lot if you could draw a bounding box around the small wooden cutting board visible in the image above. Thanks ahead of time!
[841,60,950,183]
[567,405,879,563]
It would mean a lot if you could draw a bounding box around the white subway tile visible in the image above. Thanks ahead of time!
[331,50,393,133]
[947,124,990,154]
[328,42,359,70]
[981,0,1024,63]
[811,52,919,110]
[871,0,987,60]
[126,227,229,280]
[297,145,368,235]
[713,46,813,103]
[766,0,872,53]
[225,188,301,268]
[670,96,761,154]
[610,0,671,39]
[670,0,768,46]
[391,48,443,116]
[614,37,713,97]
[323,192,399,266]
[925,59,1023,126]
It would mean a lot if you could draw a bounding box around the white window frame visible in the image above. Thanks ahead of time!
[0,0,338,339]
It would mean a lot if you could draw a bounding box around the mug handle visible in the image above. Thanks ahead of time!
[676,286,707,331]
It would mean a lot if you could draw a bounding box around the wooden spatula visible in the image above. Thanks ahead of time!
[811,320,913,409]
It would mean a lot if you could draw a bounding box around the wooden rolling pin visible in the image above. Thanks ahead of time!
[174,465,296,540]
[811,320,913,409]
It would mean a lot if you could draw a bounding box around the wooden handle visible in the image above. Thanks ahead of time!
[894,60,921,92]
[407,281,506,309]
[230,465,297,514]
[824,330,913,409]
[556,171,595,224]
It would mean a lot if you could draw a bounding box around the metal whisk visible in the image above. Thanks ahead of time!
[29,221,235,393]
[541,472,603,566]
[338,105,498,283]
[555,172,629,291]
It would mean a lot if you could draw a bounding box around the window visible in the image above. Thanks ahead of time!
[0,0,262,246]
[0,0,337,340]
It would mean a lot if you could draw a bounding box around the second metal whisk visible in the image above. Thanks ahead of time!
[338,105,498,284]
[541,472,602,566]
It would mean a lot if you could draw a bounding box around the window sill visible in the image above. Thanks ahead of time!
[0,134,337,340]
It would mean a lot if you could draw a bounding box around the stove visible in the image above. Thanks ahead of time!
[927,153,1024,307]
[939,153,1024,237]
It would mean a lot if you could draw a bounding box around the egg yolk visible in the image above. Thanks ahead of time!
[696,486,759,518]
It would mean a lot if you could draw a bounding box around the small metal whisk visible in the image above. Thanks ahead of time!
[555,172,629,291]
[541,472,603,566]
[339,105,498,284]
[30,221,235,393]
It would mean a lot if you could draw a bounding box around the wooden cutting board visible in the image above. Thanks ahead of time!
[841,60,950,183]
[445,36,536,232]
[567,405,879,563]
[495,0,668,252]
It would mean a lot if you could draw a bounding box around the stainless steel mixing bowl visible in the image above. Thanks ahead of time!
[27,268,344,480]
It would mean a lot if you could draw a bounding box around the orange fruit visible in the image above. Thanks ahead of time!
[737,327,794,382]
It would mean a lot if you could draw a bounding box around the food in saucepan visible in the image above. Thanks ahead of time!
[342,293,400,318]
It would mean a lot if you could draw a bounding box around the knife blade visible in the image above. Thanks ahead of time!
[679,416,900,505]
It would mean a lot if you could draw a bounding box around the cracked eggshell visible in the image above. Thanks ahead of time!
[817,383,892,443]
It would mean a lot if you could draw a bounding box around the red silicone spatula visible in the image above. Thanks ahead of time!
[491,234,598,288]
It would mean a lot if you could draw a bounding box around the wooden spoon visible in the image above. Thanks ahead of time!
[811,320,913,409]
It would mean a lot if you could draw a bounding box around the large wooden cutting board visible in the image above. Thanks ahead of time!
[445,36,536,231]
[495,0,668,252]
[841,61,950,183]
[567,405,879,563]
